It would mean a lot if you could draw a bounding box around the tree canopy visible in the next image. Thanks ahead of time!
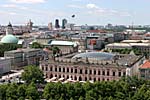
[21,65,44,84]
[30,42,43,49]
[0,43,22,57]
[1,76,150,100]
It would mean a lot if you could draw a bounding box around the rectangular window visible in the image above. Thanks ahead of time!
[107,70,109,76]
[67,68,69,72]
[59,68,61,72]
[98,70,100,75]
[102,70,105,75]
[63,68,65,72]
[119,72,121,77]
[94,70,96,75]
[123,72,126,76]
[71,68,73,73]
[55,67,57,72]
[113,72,115,76]
[85,69,87,74]
[75,69,77,73]
[90,70,92,74]
[80,69,82,74]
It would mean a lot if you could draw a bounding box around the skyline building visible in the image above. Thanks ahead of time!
[62,19,67,29]
[55,19,60,29]
[48,22,53,30]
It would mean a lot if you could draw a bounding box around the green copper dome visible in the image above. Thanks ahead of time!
[1,35,18,44]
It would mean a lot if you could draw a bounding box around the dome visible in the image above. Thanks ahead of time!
[1,35,18,44]
[72,52,115,60]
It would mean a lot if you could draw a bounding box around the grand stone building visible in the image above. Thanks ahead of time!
[40,52,145,82]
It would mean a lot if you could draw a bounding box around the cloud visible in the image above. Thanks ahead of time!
[68,5,83,9]
[2,4,17,8]
[86,4,99,9]
[9,0,46,4]
[1,4,29,10]
[86,3,131,17]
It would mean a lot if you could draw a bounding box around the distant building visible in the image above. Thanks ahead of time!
[48,22,53,30]
[62,19,67,29]
[48,40,78,55]
[55,19,60,29]
[0,57,11,75]
[4,48,44,69]
[40,52,145,82]
[1,22,18,44]
[86,36,104,50]
[27,19,33,32]
[139,60,150,80]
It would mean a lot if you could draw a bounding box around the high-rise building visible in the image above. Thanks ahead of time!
[48,22,53,30]
[55,19,60,28]
[62,19,67,29]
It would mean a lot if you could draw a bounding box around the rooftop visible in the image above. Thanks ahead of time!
[140,61,150,69]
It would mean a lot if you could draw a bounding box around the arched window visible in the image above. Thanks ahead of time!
[85,77,87,81]
[79,76,82,81]
[74,76,77,80]
[94,78,96,82]
[59,75,61,78]
[50,74,53,78]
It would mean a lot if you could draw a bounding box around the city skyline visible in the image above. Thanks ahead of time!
[0,0,150,25]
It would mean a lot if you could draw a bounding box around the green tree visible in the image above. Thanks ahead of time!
[17,84,27,99]
[0,84,8,100]
[22,65,44,84]
[26,82,40,100]
[30,42,43,49]
[6,83,18,100]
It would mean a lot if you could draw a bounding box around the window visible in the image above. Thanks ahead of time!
[75,76,77,80]
[94,70,96,75]
[59,67,61,72]
[75,69,77,73]
[42,66,44,70]
[45,67,48,71]
[67,75,69,79]
[80,69,82,74]
[94,78,96,81]
[113,71,115,76]
[67,68,69,72]
[63,68,65,72]
[85,69,87,74]
[119,72,121,77]
[123,72,126,76]
[85,77,87,81]
[59,75,61,78]
[98,70,100,75]
[107,70,109,76]
[50,67,52,71]
[71,68,73,73]
[55,67,57,72]
[79,76,82,81]
[102,70,105,75]
[90,70,92,74]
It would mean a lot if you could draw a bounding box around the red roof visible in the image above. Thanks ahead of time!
[140,61,150,69]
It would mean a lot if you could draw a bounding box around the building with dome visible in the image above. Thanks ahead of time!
[1,22,18,44]
[40,51,145,82]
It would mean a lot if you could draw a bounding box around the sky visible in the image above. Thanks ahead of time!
[0,0,150,26]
